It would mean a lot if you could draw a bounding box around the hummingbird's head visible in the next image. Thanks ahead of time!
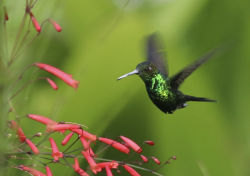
[117,62,159,82]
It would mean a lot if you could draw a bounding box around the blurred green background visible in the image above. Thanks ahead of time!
[3,0,250,175]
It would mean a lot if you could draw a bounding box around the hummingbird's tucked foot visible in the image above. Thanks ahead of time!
[177,103,188,109]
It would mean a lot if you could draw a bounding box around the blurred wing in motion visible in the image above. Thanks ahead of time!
[146,33,168,76]
[170,48,219,90]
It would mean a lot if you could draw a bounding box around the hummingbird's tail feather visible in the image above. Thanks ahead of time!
[184,95,216,102]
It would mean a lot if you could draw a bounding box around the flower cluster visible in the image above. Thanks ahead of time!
[10,111,171,176]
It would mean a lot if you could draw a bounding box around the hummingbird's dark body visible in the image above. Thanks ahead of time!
[142,69,183,113]
[118,34,216,114]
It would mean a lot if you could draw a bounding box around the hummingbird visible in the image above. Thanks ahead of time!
[117,33,217,114]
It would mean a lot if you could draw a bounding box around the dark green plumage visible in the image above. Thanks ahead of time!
[118,33,216,114]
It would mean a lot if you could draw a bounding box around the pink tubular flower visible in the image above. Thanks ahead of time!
[71,129,97,141]
[61,132,74,146]
[45,166,52,176]
[88,147,95,157]
[152,156,161,165]
[79,137,95,157]
[25,139,39,154]
[49,137,63,161]
[30,13,41,32]
[73,158,80,171]
[123,165,141,176]
[18,165,46,176]
[46,78,58,90]
[105,165,113,176]
[10,120,26,142]
[73,158,89,176]
[80,136,91,150]
[82,150,101,174]
[144,140,155,146]
[49,19,62,32]
[98,137,130,154]
[77,168,89,176]
[140,155,148,163]
[96,161,119,169]
[27,114,57,126]
[46,124,81,133]
[17,127,26,142]
[33,63,79,89]
[120,136,142,153]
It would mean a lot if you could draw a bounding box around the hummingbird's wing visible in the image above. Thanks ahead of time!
[146,33,168,76]
[170,48,218,90]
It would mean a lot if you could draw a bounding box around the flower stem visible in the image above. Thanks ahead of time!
[8,12,28,67]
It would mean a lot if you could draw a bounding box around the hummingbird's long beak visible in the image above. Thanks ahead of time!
[117,69,139,80]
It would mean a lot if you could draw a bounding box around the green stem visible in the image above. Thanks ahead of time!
[3,16,9,66]
[8,79,36,100]
[63,136,80,153]
[12,23,31,61]
[8,12,28,67]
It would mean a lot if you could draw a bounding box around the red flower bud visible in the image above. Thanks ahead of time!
[71,129,97,141]
[144,140,154,146]
[17,127,26,142]
[61,132,74,146]
[46,124,80,133]
[27,114,57,126]
[140,155,148,163]
[33,63,79,89]
[49,19,62,32]
[98,137,130,154]
[81,150,101,174]
[45,166,53,176]
[30,13,41,32]
[25,139,39,154]
[18,165,46,176]
[49,137,63,161]
[96,161,118,169]
[120,136,142,153]
[46,78,58,90]
[73,158,89,176]
[79,136,90,149]
[77,168,89,176]
[105,165,113,176]
[10,120,26,142]
[123,165,140,176]
[152,156,161,165]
